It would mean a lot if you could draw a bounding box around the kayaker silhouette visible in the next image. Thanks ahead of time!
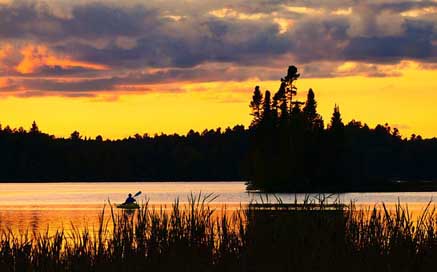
[116,191,141,209]
[124,193,136,204]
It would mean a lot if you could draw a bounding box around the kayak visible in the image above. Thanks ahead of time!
[116,203,140,209]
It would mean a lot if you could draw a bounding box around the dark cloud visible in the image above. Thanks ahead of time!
[371,1,437,12]
[0,1,160,41]
[26,66,105,77]
[344,20,436,62]
[288,17,350,63]
[21,77,118,92]
[65,3,159,39]
[54,17,286,69]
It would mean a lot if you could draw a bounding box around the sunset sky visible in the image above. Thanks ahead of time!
[0,0,436,139]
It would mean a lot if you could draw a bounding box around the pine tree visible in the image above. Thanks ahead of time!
[262,91,272,124]
[326,104,345,187]
[30,121,40,134]
[303,89,324,131]
[274,82,288,121]
[271,92,279,125]
[282,65,300,112]
[329,104,344,131]
[303,89,317,121]
[249,86,263,127]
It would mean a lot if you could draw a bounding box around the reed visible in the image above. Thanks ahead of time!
[1,195,437,271]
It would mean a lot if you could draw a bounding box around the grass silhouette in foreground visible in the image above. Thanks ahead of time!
[1,195,437,271]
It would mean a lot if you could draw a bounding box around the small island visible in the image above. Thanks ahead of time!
[247,66,437,192]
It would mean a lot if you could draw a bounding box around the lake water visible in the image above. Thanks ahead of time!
[1,181,437,233]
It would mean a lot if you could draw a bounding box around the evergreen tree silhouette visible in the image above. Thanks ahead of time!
[303,89,324,131]
[303,89,316,120]
[249,86,263,127]
[282,65,300,112]
[274,82,288,122]
[30,121,40,134]
[261,91,272,126]
[329,104,344,131]
[326,104,345,187]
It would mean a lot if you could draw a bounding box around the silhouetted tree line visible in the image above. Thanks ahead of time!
[0,122,249,181]
[247,66,437,192]
[1,65,436,191]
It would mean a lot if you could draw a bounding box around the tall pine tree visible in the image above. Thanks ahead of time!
[249,86,263,127]
[261,91,272,126]
[329,104,344,131]
[303,88,324,131]
[30,121,40,134]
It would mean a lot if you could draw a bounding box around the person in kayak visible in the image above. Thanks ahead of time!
[124,193,136,204]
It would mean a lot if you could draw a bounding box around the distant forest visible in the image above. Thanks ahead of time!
[0,65,436,192]
[0,123,249,181]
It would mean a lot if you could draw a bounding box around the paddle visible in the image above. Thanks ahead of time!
[133,191,142,198]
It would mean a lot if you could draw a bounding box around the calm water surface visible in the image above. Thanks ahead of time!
[1,181,437,232]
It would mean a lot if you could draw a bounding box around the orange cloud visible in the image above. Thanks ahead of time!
[0,44,15,72]
[0,78,11,88]
[0,44,12,60]
[15,45,108,74]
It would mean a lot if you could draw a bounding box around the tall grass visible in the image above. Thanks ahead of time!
[2,195,437,271]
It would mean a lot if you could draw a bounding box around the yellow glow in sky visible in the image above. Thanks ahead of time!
[0,62,436,139]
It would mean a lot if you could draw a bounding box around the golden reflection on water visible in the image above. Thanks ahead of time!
[0,202,435,236]
[2,182,437,235]
[0,203,244,235]
[0,205,101,234]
